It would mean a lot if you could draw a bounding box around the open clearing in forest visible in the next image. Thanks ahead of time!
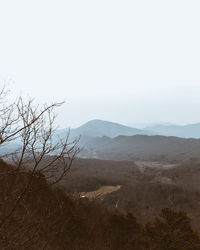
[80,185,121,199]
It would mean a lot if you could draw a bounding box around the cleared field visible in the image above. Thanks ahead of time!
[80,185,121,199]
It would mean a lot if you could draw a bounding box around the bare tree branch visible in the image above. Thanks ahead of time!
[0,86,79,228]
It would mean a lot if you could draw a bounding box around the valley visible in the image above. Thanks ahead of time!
[58,158,200,231]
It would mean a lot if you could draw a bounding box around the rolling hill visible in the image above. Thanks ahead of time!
[78,134,200,162]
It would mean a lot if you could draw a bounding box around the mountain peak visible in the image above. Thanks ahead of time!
[71,119,154,138]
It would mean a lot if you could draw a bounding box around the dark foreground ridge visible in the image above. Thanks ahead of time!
[0,160,200,250]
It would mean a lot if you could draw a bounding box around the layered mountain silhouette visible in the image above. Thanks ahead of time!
[69,119,155,138]
[55,120,200,162]
[59,120,200,139]
[5,120,200,162]
[145,123,200,138]
[79,135,200,162]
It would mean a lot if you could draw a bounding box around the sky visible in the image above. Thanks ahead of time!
[0,0,200,128]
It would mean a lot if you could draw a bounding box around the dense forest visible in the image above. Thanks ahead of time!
[0,159,200,250]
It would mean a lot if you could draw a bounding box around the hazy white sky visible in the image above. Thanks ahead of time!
[0,0,200,127]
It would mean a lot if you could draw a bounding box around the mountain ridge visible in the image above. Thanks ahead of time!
[58,119,156,139]
[58,120,200,139]
[78,134,200,162]
[145,123,200,138]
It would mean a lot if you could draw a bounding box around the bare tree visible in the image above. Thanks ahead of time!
[0,86,79,228]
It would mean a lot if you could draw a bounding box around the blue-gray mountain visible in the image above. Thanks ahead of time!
[58,120,200,139]
[49,120,200,162]
[70,119,155,138]
[145,123,200,138]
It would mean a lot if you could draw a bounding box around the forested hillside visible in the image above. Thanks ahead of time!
[0,159,200,250]
[78,135,200,162]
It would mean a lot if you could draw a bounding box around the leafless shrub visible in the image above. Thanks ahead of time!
[0,86,79,228]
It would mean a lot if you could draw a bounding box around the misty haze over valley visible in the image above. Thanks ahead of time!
[1,0,200,249]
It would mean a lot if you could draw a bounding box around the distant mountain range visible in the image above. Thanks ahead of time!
[4,119,200,163]
[78,135,200,162]
[56,120,200,162]
[144,123,200,138]
[70,119,155,138]
[56,119,156,141]
[58,120,200,139]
